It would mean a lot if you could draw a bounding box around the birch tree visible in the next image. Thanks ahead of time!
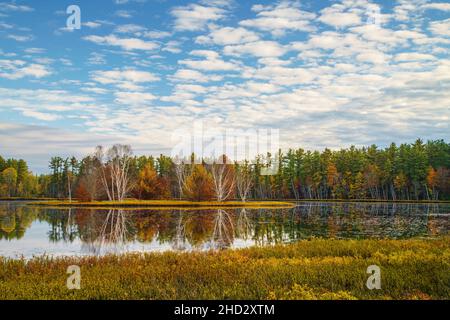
[235,161,253,202]
[173,157,193,199]
[210,155,236,202]
[95,144,133,202]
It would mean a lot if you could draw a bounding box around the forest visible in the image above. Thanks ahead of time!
[0,139,449,201]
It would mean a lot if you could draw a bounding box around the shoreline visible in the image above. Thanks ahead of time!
[3,198,448,209]
[25,200,296,208]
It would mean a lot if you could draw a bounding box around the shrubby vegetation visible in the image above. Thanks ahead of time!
[0,237,448,300]
[1,139,449,201]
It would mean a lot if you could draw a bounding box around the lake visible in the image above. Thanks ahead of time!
[0,201,448,258]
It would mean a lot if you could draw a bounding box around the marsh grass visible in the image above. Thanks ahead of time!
[28,199,295,208]
[0,237,448,300]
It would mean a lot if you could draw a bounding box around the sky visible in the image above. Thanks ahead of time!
[0,0,449,173]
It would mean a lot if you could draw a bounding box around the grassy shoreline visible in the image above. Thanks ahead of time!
[1,237,448,300]
[26,199,296,208]
[2,198,448,210]
[2,197,448,204]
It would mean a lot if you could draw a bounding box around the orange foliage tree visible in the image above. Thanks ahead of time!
[135,163,171,199]
[183,164,214,201]
[74,181,92,202]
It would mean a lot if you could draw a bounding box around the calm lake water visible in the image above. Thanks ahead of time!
[0,201,448,258]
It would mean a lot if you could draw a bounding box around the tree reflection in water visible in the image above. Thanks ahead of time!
[81,209,131,255]
[205,209,235,250]
[172,210,188,251]
[0,202,449,257]
[236,208,253,240]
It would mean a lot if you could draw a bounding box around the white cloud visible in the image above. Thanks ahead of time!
[171,4,226,31]
[319,11,361,28]
[91,69,159,90]
[356,50,390,64]
[179,50,238,71]
[87,52,106,65]
[393,0,423,22]
[0,22,12,29]
[0,60,51,79]
[224,41,287,57]
[429,19,450,37]
[0,87,99,124]
[318,3,362,28]
[7,34,33,42]
[239,2,316,36]
[115,91,157,105]
[395,52,436,61]
[171,69,223,82]
[196,26,259,45]
[83,21,102,28]
[162,40,182,54]
[144,30,172,39]
[115,10,133,18]
[24,47,46,54]
[114,23,146,34]
[82,87,109,95]
[0,3,33,12]
[21,110,60,121]
[422,3,450,11]
[83,34,159,51]
[199,0,233,7]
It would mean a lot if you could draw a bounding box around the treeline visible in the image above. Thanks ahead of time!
[0,157,40,197]
[1,139,449,201]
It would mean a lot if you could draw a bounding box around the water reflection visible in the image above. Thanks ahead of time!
[0,202,448,258]
[81,209,133,255]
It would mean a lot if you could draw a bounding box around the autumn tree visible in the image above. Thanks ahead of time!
[1,168,17,197]
[77,156,100,201]
[135,163,170,199]
[74,183,91,202]
[183,165,214,201]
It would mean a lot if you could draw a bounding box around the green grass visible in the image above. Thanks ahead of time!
[0,237,448,300]
[28,199,295,208]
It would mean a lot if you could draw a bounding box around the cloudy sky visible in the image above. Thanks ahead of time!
[0,0,449,172]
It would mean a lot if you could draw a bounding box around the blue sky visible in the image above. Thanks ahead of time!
[0,0,449,172]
